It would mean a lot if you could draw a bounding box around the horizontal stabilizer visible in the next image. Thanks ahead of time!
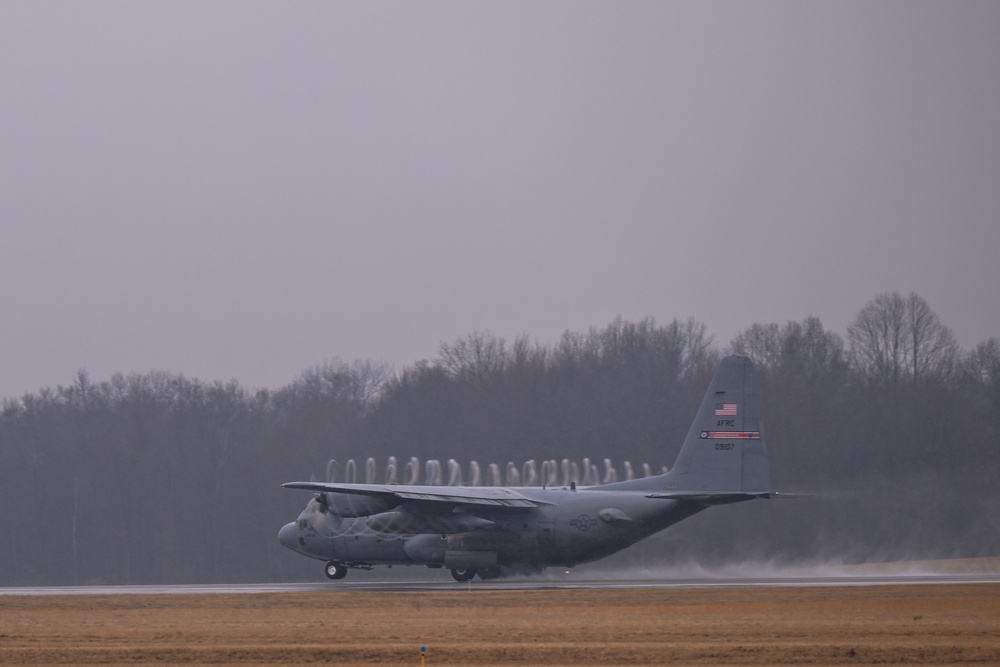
[647,490,808,505]
[647,492,773,505]
[766,492,811,500]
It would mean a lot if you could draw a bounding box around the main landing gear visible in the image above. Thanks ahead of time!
[450,567,476,582]
[325,561,348,580]
[450,567,506,582]
[325,562,498,582]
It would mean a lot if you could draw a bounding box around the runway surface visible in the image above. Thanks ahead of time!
[4,572,999,596]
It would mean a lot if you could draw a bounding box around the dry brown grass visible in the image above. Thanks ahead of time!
[1,584,998,665]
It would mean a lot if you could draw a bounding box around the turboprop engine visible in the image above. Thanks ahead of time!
[366,510,494,534]
[320,492,397,517]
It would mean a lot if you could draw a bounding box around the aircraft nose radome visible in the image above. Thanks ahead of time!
[278,522,299,550]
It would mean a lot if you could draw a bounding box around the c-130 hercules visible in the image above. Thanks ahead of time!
[278,355,779,581]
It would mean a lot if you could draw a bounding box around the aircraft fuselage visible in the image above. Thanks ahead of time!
[278,484,707,575]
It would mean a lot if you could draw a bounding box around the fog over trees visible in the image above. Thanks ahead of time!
[1,292,997,586]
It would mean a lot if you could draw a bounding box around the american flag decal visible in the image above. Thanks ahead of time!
[714,403,738,416]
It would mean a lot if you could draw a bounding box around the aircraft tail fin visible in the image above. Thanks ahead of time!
[661,355,772,498]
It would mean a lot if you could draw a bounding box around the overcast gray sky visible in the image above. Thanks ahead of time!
[2,1,998,399]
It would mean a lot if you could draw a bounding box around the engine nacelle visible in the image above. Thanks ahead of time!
[403,535,497,570]
[403,534,448,563]
[366,510,494,535]
[322,492,397,517]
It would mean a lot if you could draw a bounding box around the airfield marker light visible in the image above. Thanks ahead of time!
[420,645,426,666]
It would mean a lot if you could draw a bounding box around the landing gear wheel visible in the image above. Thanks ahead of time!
[325,561,348,580]
[450,567,476,582]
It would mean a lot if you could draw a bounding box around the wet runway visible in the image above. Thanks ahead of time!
[4,572,999,596]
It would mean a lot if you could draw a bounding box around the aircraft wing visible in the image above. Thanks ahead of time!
[281,482,541,508]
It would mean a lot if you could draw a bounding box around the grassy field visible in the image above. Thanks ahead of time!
[1,584,998,665]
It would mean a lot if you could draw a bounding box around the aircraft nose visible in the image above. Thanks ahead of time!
[278,522,299,550]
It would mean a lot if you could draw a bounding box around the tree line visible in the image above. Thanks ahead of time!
[1,291,997,585]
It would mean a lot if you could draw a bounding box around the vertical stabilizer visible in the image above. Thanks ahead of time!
[664,355,771,496]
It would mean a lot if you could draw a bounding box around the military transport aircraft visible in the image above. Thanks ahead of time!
[278,355,777,581]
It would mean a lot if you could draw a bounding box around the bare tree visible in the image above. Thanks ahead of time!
[848,292,957,386]
[848,292,908,387]
[904,292,958,381]
[963,337,1000,413]
[438,331,507,380]
[292,359,392,407]
[729,322,783,370]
